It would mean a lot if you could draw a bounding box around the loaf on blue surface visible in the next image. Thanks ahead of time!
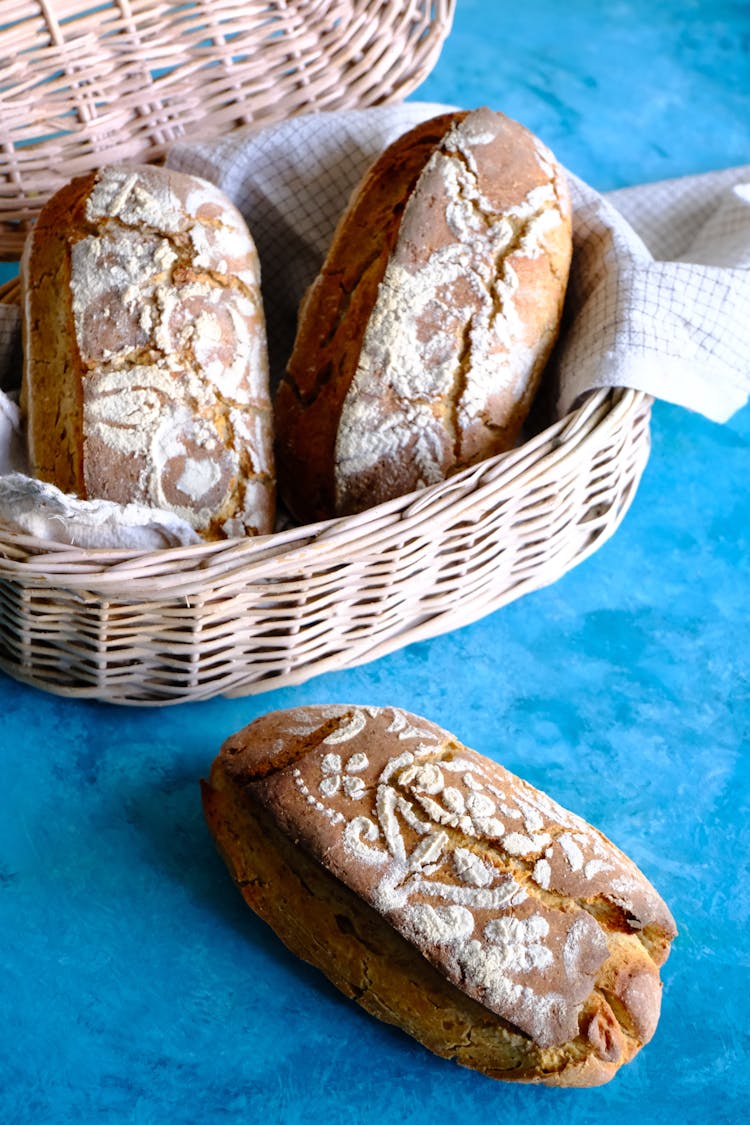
[202,705,676,1086]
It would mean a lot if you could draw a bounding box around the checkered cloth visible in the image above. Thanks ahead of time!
[168,102,750,424]
[1,103,748,546]
[558,167,750,421]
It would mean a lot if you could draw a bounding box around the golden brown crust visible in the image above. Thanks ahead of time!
[275,108,573,523]
[275,112,460,522]
[21,163,275,539]
[202,765,615,1086]
[20,172,96,495]
[203,705,676,1085]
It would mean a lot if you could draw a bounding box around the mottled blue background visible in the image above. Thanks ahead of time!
[1,2,749,1122]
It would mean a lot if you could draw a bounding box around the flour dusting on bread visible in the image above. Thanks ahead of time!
[22,163,275,539]
[276,107,573,522]
[204,704,676,1085]
[336,111,571,512]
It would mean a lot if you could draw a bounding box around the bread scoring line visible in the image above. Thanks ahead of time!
[334,116,567,503]
[442,131,565,423]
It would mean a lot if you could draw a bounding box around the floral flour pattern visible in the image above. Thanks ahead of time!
[253,705,673,1049]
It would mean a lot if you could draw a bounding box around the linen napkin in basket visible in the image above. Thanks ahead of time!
[0,102,748,547]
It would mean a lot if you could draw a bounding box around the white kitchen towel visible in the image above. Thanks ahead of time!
[0,472,201,549]
[557,167,750,421]
[0,102,748,547]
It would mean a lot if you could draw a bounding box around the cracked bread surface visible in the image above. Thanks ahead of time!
[202,705,676,1086]
[21,163,275,539]
[275,108,573,522]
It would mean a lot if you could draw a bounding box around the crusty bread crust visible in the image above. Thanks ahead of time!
[275,112,458,522]
[275,108,573,522]
[202,705,676,1085]
[21,173,95,495]
[21,163,275,539]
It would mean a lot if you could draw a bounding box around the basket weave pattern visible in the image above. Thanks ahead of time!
[0,0,653,704]
[0,388,651,704]
[0,0,454,258]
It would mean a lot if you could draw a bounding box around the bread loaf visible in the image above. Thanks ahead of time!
[21,164,275,539]
[275,107,573,522]
[202,705,676,1086]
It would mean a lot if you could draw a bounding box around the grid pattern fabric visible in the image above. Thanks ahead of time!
[557,169,750,422]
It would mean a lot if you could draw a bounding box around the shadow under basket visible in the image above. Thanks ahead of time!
[0,0,652,704]
[0,387,651,705]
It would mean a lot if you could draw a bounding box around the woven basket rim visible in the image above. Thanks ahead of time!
[0,386,651,591]
[0,383,653,704]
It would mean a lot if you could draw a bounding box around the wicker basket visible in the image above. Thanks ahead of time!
[0,0,653,705]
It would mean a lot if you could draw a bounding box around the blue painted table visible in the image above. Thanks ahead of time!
[1,2,748,1121]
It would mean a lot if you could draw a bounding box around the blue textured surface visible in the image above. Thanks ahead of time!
[2,2,749,1121]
